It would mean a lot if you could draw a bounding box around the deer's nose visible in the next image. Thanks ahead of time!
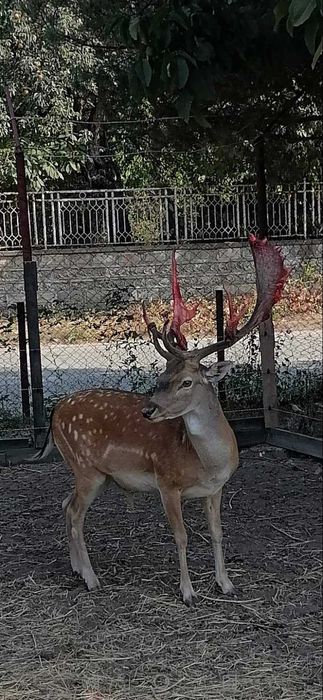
[142,403,158,420]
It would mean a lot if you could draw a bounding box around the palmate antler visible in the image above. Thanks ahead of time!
[143,235,289,362]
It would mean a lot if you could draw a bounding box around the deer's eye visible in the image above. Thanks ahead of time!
[181,379,192,388]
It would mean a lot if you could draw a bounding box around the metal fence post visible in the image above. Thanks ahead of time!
[255,135,278,429]
[17,301,30,421]
[216,289,226,406]
[5,87,45,446]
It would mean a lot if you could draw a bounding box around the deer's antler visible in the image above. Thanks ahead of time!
[144,235,288,363]
[143,250,198,360]
[191,234,289,361]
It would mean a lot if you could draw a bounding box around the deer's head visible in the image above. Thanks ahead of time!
[142,236,289,423]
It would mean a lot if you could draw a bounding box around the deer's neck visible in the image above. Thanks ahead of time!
[183,384,238,476]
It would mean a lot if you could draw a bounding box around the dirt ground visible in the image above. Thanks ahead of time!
[0,446,322,700]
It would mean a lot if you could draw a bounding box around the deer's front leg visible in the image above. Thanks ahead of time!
[205,489,234,594]
[159,486,196,606]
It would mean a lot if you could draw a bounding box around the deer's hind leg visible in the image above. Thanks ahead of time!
[64,469,107,590]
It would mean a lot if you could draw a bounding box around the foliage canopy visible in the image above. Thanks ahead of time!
[0,0,321,190]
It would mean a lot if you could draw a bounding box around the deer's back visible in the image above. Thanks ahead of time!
[51,389,205,491]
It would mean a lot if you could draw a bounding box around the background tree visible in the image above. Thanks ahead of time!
[0,0,321,190]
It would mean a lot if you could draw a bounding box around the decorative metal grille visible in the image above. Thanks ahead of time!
[0,181,321,249]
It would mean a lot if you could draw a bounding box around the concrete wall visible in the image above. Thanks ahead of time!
[0,240,321,313]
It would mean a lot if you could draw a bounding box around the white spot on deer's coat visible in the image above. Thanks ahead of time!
[74,430,78,441]
[72,415,76,422]
[61,421,65,430]
[79,413,83,419]
[68,423,72,434]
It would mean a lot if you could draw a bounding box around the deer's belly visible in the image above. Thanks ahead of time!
[183,480,223,499]
[113,471,157,493]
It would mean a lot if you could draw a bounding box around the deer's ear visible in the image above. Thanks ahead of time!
[203,361,233,383]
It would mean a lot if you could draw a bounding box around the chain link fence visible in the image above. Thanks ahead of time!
[0,232,322,442]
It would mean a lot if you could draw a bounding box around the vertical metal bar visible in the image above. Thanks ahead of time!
[164,188,170,241]
[207,194,211,230]
[31,193,38,246]
[104,190,110,243]
[294,187,298,236]
[312,184,315,234]
[41,190,47,248]
[317,183,321,225]
[111,191,117,243]
[236,189,241,238]
[303,178,307,239]
[50,192,56,245]
[189,191,194,239]
[288,192,291,237]
[242,189,247,237]
[57,192,63,245]
[174,187,179,244]
[183,190,188,240]
[159,191,164,242]
[216,290,225,362]
[24,261,45,442]
[17,301,30,420]
[216,289,226,405]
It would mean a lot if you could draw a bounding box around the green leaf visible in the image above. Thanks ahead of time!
[273,0,290,30]
[311,36,322,67]
[176,57,189,88]
[142,58,152,86]
[171,10,189,30]
[289,0,316,26]
[174,92,193,122]
[177,50,197,67]
[304,14,319,53]
[129,16,140,41]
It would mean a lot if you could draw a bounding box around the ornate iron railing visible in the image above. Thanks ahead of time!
[0,181,322,249]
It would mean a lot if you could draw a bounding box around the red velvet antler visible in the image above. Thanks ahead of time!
[169,251,198,350]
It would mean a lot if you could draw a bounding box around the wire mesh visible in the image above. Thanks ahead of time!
[273,242,322,437]
[0,197,322,441]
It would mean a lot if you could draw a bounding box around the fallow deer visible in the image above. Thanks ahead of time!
[29,235,288,605]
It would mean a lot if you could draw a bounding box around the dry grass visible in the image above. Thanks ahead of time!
[0,447,322,700]
[0,277,321,346]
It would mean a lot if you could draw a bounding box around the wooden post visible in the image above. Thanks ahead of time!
[5,88,45,445]
[255,136,278,428]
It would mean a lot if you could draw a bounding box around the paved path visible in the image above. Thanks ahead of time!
[0,330,321,412]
